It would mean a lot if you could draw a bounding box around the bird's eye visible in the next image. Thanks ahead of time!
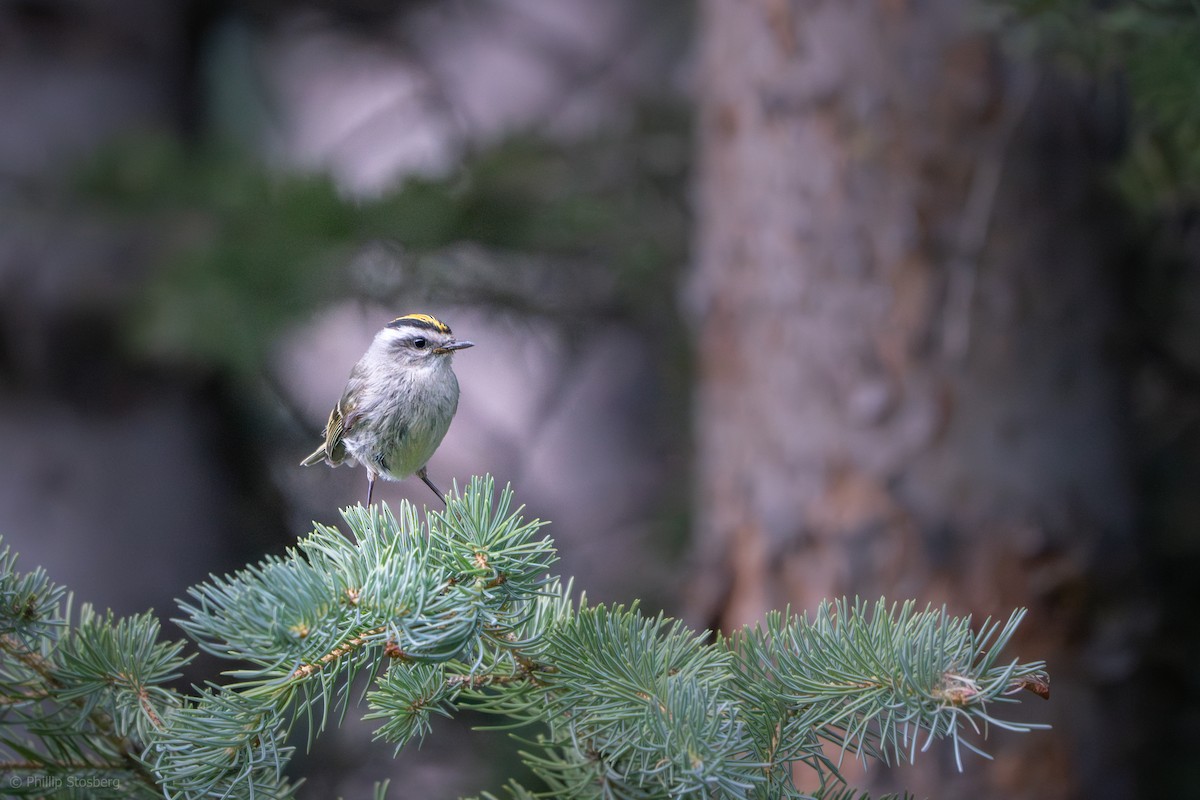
[412,337,427,349]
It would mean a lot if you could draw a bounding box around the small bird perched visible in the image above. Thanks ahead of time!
[301,313,473,505]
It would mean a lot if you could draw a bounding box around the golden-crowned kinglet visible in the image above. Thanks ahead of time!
[301,313,473,504]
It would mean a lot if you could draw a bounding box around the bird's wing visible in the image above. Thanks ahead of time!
[300,392,361,467]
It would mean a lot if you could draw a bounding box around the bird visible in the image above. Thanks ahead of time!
[300,313,473,505]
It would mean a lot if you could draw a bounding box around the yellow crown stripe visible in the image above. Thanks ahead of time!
[388,313,451,334]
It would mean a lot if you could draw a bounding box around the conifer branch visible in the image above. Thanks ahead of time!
[0,563,178,797]
[0,476,1049,798]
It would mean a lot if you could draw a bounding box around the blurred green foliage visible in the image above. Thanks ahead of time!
[75,105,690,376]
[995,0,1200,214]
[78,138,349,373]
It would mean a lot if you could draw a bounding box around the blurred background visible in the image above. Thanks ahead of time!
[0,0,1196,797]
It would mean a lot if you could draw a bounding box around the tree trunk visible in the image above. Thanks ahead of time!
[688,2,1140,797]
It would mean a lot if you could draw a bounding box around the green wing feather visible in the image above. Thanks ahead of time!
[300,398,355,466]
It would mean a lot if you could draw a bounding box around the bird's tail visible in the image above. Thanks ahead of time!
[300,445,327,467]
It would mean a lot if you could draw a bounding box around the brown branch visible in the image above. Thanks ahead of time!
[137,688,165,731]
[1007,672,1050,700]
[290,625,389,680]
[445,652,555,692]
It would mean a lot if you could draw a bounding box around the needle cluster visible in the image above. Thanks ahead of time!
[0,476,1047,799]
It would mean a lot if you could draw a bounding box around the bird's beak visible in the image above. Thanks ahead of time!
[434,340,475,354]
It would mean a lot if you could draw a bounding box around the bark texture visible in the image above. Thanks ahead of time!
[689,2,1140,797]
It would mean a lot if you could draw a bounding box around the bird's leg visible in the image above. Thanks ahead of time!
[417,466,446,504]
[366,471,376,506]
